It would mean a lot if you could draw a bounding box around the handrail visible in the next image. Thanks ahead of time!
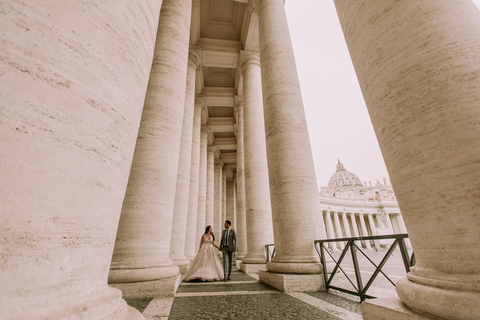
[314,233,414,301]
[265,244,275,262]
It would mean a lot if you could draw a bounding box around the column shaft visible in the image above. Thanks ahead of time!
[324,212,336,249]
[235,98,248,260]
[170,49,200,273]
[349,213,362,248]
[205,146,215,227]
[240,51,274,264]
[226,179,236,224]
[358,213,372,250]
[258,0,326,273]
[195,126,208,250]
[214,163,224,239]
[333,212,345,250]
[335,1,480,317]
[0,1,161,317]
[109,0,192,298]
[184,98,203,260]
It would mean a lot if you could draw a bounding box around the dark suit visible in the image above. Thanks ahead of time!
[220,228,237,278]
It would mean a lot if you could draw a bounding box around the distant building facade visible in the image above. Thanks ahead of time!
[319,160,410,250]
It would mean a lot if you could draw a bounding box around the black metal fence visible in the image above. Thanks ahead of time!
[314,234,414,301]
[265,244,275,262]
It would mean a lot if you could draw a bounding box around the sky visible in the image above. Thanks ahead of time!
[284,0,480,188]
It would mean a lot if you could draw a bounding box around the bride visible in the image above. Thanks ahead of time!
[184,225,224,281]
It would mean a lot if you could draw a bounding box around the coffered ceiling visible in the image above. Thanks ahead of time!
[191,0,260,174]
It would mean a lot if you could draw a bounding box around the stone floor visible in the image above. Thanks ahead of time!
[127,267,364,320]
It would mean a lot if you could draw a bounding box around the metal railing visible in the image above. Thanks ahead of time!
[265,244,275,262]
[314,234,414,301]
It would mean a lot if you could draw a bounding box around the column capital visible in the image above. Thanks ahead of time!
[215,159,225,167]
[188,46,201,69]
[201,125,210,135]
[194,95,205,109]
[248,0,258,13]
[238,50,260,72]
[207,145,216,153]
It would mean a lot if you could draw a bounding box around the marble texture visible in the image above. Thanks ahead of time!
[257,0,326,274]
[205,146,216,227]
[0,0,162,318]
[214,163,224,239]
[195,126,209,251]
[335,0,480,319]
[109,0,192,297]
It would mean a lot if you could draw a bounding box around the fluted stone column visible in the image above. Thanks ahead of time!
[336,1,480,318]
[109,0,192,299]
[239,51,274,266]
[184,97,203,260]
[205,146,215,227]
[324,211,336,250]
[195,126,209,250]
[0,1,162,318]
[333,212,345,250]
[235,97,248,260]
[170,48,200,274]
[257,0,327,278]
[358,213,372,250]
[222,167,227,223]
[226,179,236,224]
[214,161,224,239]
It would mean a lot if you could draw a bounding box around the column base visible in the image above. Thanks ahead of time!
[125,306,146,320]
[172,258,190,274]
[109,274,181,299]
[259,270,325,292]
[239,262,267,273]
[362,297,436,320]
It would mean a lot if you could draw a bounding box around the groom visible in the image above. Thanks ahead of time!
[219,220,237,280]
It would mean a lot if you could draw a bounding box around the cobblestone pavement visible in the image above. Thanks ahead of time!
[127,267,365,319]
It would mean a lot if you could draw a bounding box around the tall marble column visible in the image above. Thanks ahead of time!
[257,0,327,277]
[333,212,345,250]
[349,213,362,248]
[170,48,200,274]
[214,161,224,239]
[341,212,352,238]
[205,146,216,227]
[239,51,274,266]
[184,97,204,260]
[195,126,209,250]
[0,1,161,318]
[358,213,372,250]
[235,97,248,260]
[335,2,480,317]
[367,213,380,250]
[109,0,192,299]
[222,167,227,223]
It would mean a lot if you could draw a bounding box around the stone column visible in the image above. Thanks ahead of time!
[324,211,336,250]
[358,213,372,250]
[0,1,162,318]
[341,212,352,237]
[396,214,412,249]
[226,179,236,224]
[184,97,203,260]
[349,213,362,248]
[367,214,380,250]
[170,48,200,274]
[214,161,224,239]
[384,213,394,231]
[205,146,216,227]
[195,126,209,250]
[109,0,192,299]
[335,1,480,318]
[257,0,327,279]
[333,212,345,250]
[239,51,274,268]
[222,167,227,223]
[235,97,248,260]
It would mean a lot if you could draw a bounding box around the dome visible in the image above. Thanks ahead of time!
[328,160,363,187]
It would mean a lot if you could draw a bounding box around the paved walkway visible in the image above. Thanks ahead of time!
[126,268,364,320]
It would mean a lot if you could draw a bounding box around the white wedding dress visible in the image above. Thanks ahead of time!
[184,238,224,281]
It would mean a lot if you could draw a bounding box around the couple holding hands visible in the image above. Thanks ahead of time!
[184,220,237,281]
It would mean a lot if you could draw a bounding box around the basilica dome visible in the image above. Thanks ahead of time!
[328,160,363,187]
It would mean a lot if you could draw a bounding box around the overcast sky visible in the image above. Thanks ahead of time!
[284,0,480,188]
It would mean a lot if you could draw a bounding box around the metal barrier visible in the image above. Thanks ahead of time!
[314,234,414,301]
[265,244,275,262]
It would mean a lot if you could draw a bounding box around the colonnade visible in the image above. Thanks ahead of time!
[2,0,480,319]
[322,211,409,250]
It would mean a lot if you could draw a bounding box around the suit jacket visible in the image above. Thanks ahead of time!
[220,228,237,251]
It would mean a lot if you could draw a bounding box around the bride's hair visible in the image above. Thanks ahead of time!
[204,225,215,240]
